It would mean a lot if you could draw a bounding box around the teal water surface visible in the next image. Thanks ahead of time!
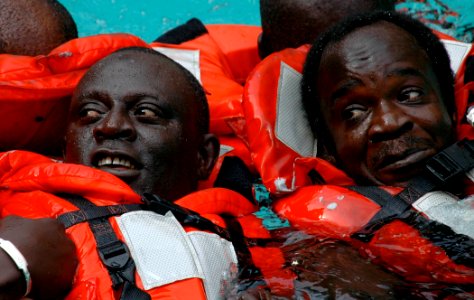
[62,0,474,42]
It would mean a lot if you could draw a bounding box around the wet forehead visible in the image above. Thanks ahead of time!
[325,22,428,74]
[75,51,198,114]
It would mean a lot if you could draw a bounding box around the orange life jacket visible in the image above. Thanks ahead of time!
[151,20,262,179]
[152,20,259,138]
[273,183,474,285]
[0,150,297,298]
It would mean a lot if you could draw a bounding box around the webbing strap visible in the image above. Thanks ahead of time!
[143,193,232,240]
[222,217,266,292]
[397,139,474,205]
[57,194,150,300]
[347,186,410,240]
[349,190,474,269]
[57,202,143,229]
[350,139,474,242]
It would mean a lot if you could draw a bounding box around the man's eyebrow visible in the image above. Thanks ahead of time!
[330,78,362,103]
[386,67,426,79]
[78,90,108,100]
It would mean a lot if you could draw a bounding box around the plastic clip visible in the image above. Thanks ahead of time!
[98,240,130,271]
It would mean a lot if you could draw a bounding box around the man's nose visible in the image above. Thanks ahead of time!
[93,109,137,141]
[367,99,413,143]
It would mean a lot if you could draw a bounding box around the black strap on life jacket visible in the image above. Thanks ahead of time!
[142,193,232,240]
[350,139,474,240]
[56,193,150,300]
[153,18,208,44]
[56,192,247,296]
[346,140,474,268]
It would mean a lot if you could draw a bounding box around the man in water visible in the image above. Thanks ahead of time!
[302,11,456,188]
[298,10,472,297]
[0,47,221,299]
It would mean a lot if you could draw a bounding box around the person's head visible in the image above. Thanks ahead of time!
[65,47,219,201]
[258,0,395,59]
[302,11,456,187]
[0,0,77,56]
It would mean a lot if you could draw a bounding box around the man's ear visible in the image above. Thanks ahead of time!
[197,133,220,180]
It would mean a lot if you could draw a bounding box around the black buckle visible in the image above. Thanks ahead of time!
[425,140,474,184]
[98,240,131,270]
[425,151,463,183]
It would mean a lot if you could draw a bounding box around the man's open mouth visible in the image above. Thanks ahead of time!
[97,156,137,169]
[92,152,142,179]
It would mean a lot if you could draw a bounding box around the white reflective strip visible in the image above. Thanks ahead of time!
[466,167,474,182]
[274,177,293,193]
[188,232,238,300]
[466,106,474,127]
[219,144,234,157]
[153,47,201,83]
[441,39,472,75]
[117,211,203,290]
[275,62,317,158]
[412,191,474,239]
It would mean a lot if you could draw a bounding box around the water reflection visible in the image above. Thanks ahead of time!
[241,228,473,299]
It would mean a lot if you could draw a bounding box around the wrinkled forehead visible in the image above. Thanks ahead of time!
[327,21,424,60]
[320,21,429,75]
[75,51,198,106]
[71,51,202,129]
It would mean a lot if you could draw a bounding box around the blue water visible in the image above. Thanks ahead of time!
[61,0,260,42]
[61,0,474,42]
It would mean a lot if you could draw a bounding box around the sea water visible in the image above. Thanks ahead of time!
[61,0,474,42]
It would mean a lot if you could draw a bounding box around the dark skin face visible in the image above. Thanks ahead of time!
[65,51,219,200]
[316,22,454,187]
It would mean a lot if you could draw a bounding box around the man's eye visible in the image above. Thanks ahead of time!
[84,110,101,118]
[399,88,423,103]
[341,104,366,122]
[135,108,157,117]
[78,107,102,119]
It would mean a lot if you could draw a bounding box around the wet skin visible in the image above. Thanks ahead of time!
[316,22,454,186]
[65,50,218,200]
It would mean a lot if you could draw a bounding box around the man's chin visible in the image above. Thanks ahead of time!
[374,170,422,187]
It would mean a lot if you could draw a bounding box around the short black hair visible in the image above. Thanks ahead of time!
[49,0,78,41]
[0,0,77,55]
[110,47,210,135]
[302,10,455,146]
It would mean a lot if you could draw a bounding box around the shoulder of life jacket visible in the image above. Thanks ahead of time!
[151,20,261,138]
[243,34,474,195]
[0,150,289,299]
